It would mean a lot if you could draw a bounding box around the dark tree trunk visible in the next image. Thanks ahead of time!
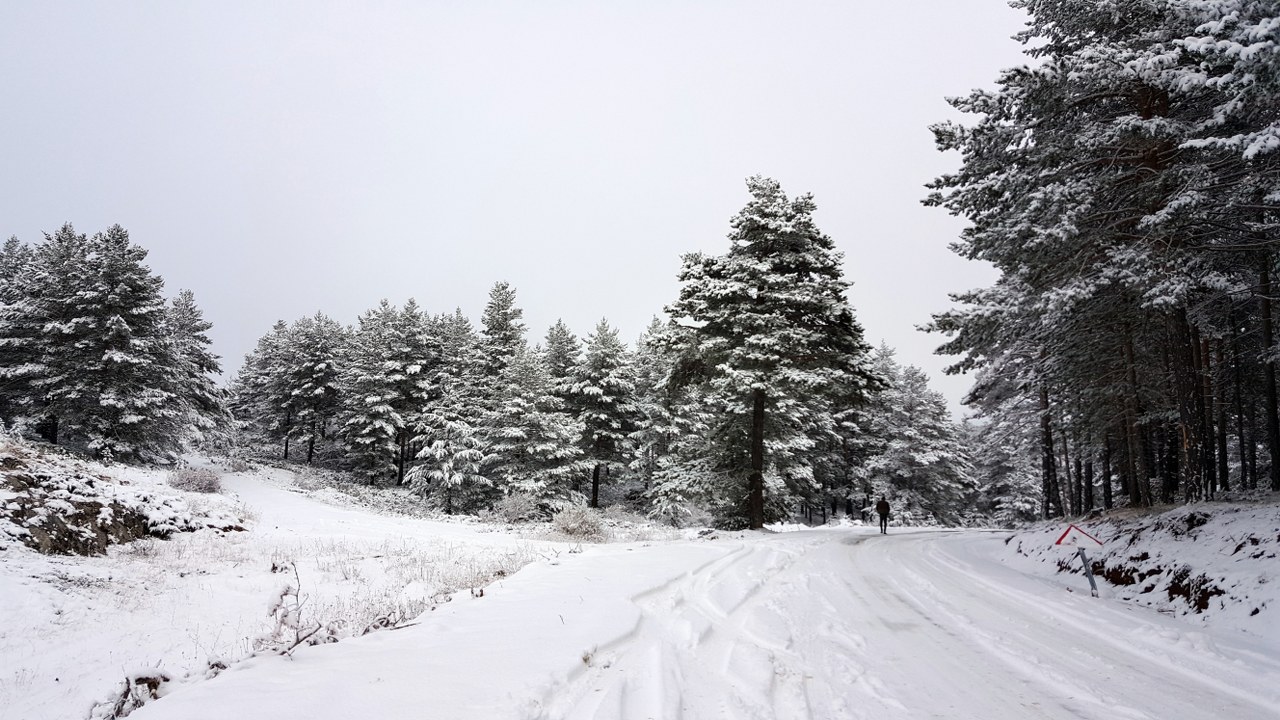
[1168,310,1203,501]
[307,421,316,464]
[591,463,602,508]
[1060,427,1075,516]
[1039,385,1062,518]
[748,388,766,529]
[1261,261,1280,491]
[1082,458,1092,513]
[1216,341,1230,493]
[1231,331,1251,490]
[1122,331,1150,506]
[1161,423,1179,503]
[1102,434,1114,510]
[1198,335,1217,499]
[1247,389,1260,489]
[395,433,408,486]
[283,408,291,460]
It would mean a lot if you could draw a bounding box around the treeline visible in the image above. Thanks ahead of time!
[0,224,224,461]
[233,177,980,527]
[928,0,1280,517]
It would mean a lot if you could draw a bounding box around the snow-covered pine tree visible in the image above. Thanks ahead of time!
[63,225,181,460]
[543,319,582,401]
[163,289,227,447]
[481,346,587,513]
[925,0,1280,510]
[0,224,91,443]
[480,281,526,378]
[286,312,347,464]
[406,309,492,512]
[229,320,296,457]
[965,415,1042,527]
[0,236,35,423]
[339,300,439,484]
[407,377,490,514]
[629,318,674,490]
[663,176,880,529]
[570,319,638,507]
[431,308,485,413]
[853,346,976,525]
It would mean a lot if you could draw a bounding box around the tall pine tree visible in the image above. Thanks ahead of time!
[664,177,880,529]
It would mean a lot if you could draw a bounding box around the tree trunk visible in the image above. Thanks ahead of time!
[283,408,291,460]
[1162,423,1180,504]
[307,421,316,464]
[1168,310,1203,501]
[1232,331,1251,490]
[1039,385,1062,518]
[1261,261,1280,491]
[748,388,766,529]
[1083,458,1093,513]
[1198,335,1217,499]
[591,463,602,508]
[395,433,407,486]
[1122,330,1150,506]
[1102,434,1113,510]
[1059,426,1074,516]
[1216,340,1230,493]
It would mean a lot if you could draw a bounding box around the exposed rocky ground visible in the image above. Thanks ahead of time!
[1,440,244,556]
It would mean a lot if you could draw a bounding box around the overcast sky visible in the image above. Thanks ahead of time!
[0,1,1029,416]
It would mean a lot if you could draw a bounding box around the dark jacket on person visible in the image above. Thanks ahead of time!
[875,500,890,517]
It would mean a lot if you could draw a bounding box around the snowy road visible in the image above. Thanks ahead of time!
[541,530,1280,720]
[134,526,1280,720]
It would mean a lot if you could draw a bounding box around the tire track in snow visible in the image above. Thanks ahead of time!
[529,529,1278,720]
[851,532,1279,720]
[534,537,830,720]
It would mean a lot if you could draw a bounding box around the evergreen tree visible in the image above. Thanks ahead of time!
[570,319,638,507]
[287,312,347,463]
[482,346,587,512]
[663,176,880,529]
[164,289,227,446]
[229,320,295,456]
[339,300,438,484]
[853,346,976,525]
[927,0,1280,510]
[480,281,526,377]
[0,236,35,422]
[61,225,179,460]
[543,319,582,399]
[407,378,490,514]
[0,224,91,442]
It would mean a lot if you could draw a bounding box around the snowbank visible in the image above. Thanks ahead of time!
[0,440,244,555]
[1001,494,1279,645]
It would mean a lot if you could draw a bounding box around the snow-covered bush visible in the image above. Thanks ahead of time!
[167,467,223,493]
[227,457,252,473]
[493,492,543,523]
[552,505,606,541]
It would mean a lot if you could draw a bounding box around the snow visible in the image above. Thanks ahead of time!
[4,459,1279,719]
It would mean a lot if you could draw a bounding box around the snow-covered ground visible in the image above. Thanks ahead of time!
[4,457,1279,720]
[1,461,545,720]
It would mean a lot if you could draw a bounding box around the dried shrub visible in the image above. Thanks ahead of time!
[167,467,222,494]
[494,493,543,523]
[552,505,607,542]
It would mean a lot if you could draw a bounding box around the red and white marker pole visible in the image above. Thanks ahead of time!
[1055,524,1104,597]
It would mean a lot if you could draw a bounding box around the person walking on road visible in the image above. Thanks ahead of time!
[875,497,890,534]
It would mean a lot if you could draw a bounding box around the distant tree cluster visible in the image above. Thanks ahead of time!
[232,178,977,527]
[928,0,1280,518]
[0,224,225,461]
